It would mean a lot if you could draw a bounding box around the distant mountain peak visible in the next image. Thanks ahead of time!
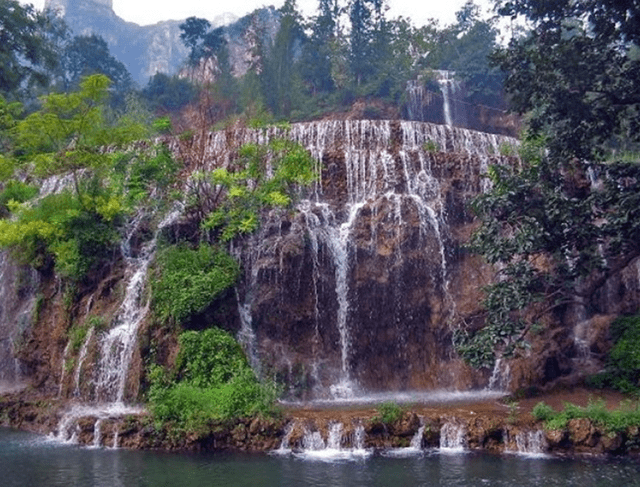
[45,0,114,17]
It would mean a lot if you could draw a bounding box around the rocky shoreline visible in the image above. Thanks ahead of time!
[2,388,639,457]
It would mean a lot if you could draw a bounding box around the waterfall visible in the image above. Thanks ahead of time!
[274,422,296,454]
[487,358,511,391]
[384,417,426,457]
[0,251,37,392]
[326,422,343,450]
[406,80,431,122]
[439,422,467,452]
[95,205,182,404]
[436,71,462,128]
[409,421,425,450]
[230,120,517,399]
[302,428,326,451]
[292,422,371,460]
[92,419,103,449]
[54,204,182,446]
[57,342,71,398]
[73,327,94,397]
[511,429,548,457]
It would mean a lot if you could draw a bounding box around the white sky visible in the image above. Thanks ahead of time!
[19,0,495,28]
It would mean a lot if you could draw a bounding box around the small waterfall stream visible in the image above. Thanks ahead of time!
[439,422,467,452]
[508,429,548,457]
[289,422,371,460]
[55,204,183,445]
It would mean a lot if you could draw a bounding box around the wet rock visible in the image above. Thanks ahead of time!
[544,428,568,448]
[568,418,597,447]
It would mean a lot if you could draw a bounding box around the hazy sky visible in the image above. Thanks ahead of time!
[19,0,495,28]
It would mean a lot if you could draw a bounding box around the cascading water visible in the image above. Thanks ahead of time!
[510,429,548,457]
[0,251,37,392]
[439,422,467,452]
[406,80,432,122]
[73,327,94,397]
[95,204,182,404]
[294,422,370,460]
[230,120,517,399]
[487,358,511,391]
[55,204,183,445]
[436,71,463,128]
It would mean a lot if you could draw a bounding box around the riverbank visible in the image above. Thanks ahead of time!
[1,387,639,456]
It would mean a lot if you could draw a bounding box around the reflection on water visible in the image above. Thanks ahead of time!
[2,428,640,487]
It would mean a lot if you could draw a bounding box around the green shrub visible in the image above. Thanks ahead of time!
[152,117,173,134]
[176,328,248,388]
[532,399,640,433]
[148,327,279,432]
[531,401,556,421]
[0,186,123,282]
[498,142,517,157]
[374,401,404,424]
[423,140,439,153]
[121,148,179,204]
[588,314,640,394]
[201,139,317,242]
[151,244,240,325]
[69,323,90,352]
[0,181,38,217]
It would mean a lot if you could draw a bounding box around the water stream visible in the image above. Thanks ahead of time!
[56,205,183,444]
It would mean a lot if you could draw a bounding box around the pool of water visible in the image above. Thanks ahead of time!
[2,427,639,487]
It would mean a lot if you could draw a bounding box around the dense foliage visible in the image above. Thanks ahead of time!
[167,0,506,125]
[457,0,640,368]
[199,138,317,241]
[151,244,240,326]
[0,0,57,97]
[373,401,404,425]
[589,315,640,394]
[532,399,640,433]
[148,328,278,432]
[0,75,153,284]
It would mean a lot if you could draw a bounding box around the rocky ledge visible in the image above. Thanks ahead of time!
[1,388,639,456]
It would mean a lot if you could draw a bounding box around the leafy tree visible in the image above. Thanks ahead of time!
[200,138,317,242]
[493,0,640,161]
[59,34,134,98]
[0,0,57,98]
[348,0,379,86]
[180,17,229,73]
[0,75,151,284]
[301,0,338,93]
[13,74,147,182]
[589,314,640,394]
[262,0,306,118]
[429,2,505,107]
[142,73,198,113]
[447,2,504,106]
[458,0,640,368]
